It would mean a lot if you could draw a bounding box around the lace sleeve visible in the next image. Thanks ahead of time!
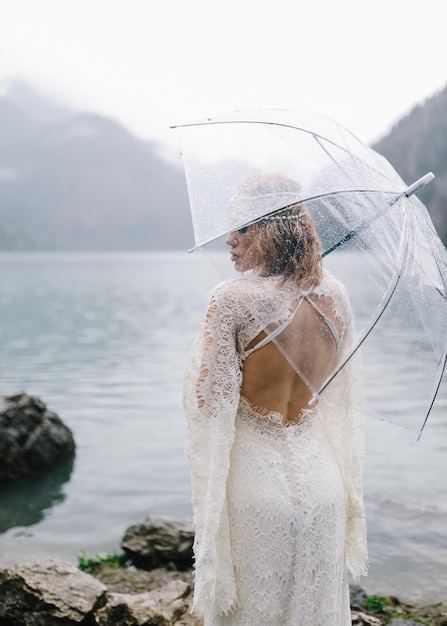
[183,282,243,615]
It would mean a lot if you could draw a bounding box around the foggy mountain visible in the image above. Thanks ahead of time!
[0,79,193,251]
[1,79,446,251]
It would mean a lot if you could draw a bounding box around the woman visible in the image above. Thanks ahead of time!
[183,179,367,626]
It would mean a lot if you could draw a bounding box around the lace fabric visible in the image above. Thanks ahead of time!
[183,271,367,624]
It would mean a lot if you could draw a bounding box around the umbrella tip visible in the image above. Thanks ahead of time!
[404,172,435,197]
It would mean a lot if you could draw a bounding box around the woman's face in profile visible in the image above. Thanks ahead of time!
[226,226,257,273]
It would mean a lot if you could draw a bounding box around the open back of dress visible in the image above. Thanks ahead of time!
[250,286,346,406]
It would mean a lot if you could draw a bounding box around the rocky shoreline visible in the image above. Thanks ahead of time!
[0,516,446,626]
[1,557,447,626]
[92,562,447,626]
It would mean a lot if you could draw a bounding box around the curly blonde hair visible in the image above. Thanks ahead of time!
[235,174,322,287]
[250,205,322,286]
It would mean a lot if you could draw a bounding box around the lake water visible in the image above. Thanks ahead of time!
[0,252,446,603]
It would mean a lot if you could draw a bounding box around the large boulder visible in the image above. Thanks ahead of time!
[0,559,107,625]
[121,516,194,570]
[0,392,75,481]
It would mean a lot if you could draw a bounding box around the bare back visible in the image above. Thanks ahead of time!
[241,336,312,423]
[241,293,343,425]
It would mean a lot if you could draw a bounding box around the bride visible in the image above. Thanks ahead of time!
[183,175,368,626]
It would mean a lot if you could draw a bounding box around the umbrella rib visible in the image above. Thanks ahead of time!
[417,350,447,440]
[175,119,391,185]
[317,266,403,397]
[311,134,402,196]
[190,189,400,252]
[174,118,404,191]
[317,203,409,399]
[321,196,447,437]
[322,192,404,257]
[173,119,356,159]
[414,207,447,439]
[413,208,447,301]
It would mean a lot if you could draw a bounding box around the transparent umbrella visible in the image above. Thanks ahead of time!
[173,110,447,438]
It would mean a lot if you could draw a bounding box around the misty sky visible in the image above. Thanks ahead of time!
[0,0,446,155]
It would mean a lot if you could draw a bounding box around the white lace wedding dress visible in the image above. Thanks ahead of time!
[184,272,367,626]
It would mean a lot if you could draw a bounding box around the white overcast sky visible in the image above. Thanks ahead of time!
[0,0,446,156]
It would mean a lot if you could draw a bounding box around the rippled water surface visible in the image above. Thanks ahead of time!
[0,252,446,603]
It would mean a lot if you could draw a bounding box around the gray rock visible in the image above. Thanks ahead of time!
[0,558,107,624]
[95,579,191,626]
[350,583,368,609]
[122,516,194,570]
[0,392,75,481]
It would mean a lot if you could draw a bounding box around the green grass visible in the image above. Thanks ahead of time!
[77,551,126,574]
[363,595,386,614]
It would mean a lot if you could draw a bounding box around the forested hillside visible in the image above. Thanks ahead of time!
[373,83,447,243]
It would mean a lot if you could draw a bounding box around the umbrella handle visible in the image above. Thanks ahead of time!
[404,172,435,197]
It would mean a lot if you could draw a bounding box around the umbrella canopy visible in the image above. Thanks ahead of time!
[174,110,447,437]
